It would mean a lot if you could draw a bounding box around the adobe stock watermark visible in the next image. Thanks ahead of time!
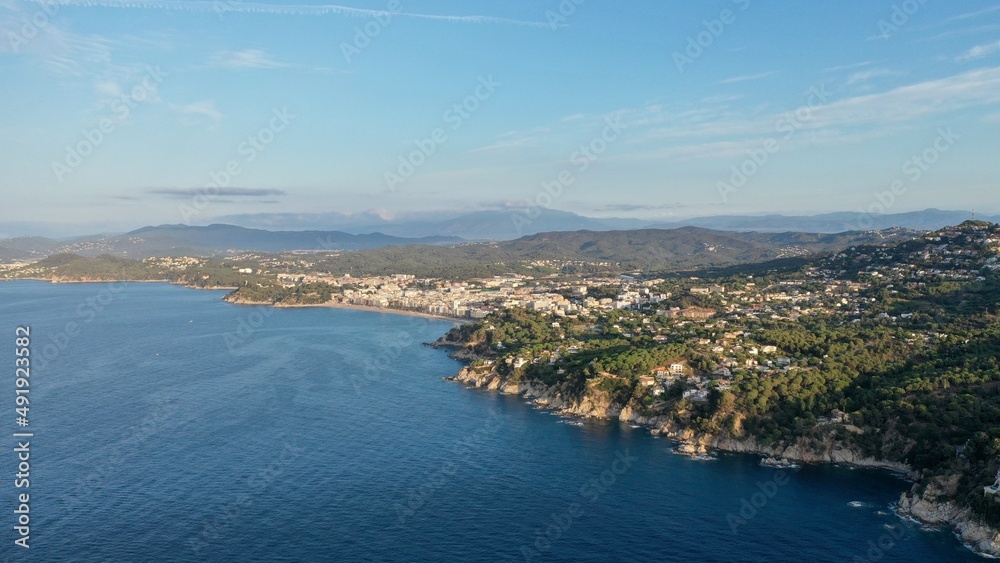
[340,0,402,62]
[34,281,126,370]
[673,0,750,73]
[520,449,638,561]
[188,441,305,555]
[180,106,294,224]
[65,397,178,507]
[5,0,58,53]
[717,84,831,203]
[384,75,501,192]
[850,127,959,231]
[511,113,626,235]
[210,0,240,20]
[544,0,585,30]
[51,66,168,182]
[726,468,790,533]
[350,316,429,393]
[875,0,929,40]
[851,523,910,562]
[394,409,504,526]
[223,305,277,354]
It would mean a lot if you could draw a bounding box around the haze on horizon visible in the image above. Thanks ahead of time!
[2,0,1000,236]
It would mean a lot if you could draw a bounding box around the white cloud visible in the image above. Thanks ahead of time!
[604,65,1000,162]
[947,5,1000,22]
[924,23,1000,42]
[468,136,540,154]
[823,61,873,73]
[94,81,122,97]
[209,49,287,69]
[731,67,998,133]
[715,71,776,85]
[0,1,167,94]
[169,100,222,124]
[846,68,903,85]
[0,21,115,76]
[957,40,1000,62]
[700,94,745,104]
[24,0,557,27]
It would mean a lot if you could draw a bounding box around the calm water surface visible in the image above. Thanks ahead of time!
[0,281,981,561]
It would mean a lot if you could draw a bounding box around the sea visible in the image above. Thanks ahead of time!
[0,281,983,562]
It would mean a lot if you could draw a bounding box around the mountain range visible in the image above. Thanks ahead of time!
[0,208,979,263]
[239,225,921,279]
[0,225,461,261]
[211,208,991,240]
[5,225,923,282]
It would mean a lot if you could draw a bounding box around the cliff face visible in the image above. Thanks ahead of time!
[711,436,913,474]
[450,365,911,473]
[898,478,1000,557]
[446,359,1000,558]
[449,367,668,425]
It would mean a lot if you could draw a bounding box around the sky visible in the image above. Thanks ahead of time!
[2,0,1000,236]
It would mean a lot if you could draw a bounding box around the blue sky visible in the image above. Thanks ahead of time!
[2,0,1000,235]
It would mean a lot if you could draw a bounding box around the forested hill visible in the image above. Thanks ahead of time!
[296,226,919,278]
[3,225,919,280]
[438,221,1000,540]
[503,226,917,268]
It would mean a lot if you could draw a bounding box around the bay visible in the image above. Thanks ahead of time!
[0,282,979,562]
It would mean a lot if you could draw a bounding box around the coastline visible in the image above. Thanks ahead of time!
[7,276,997,556]
[0,277,235,289]
[444,364,913,472]
[5,277,467,323]
[442,361,1000,559]
[279,301,472,323]
[227,296,471,324]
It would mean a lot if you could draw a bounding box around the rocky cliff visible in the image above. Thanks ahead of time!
[449,364,910,471]
[445,358,1000,558]
[448,366,669,426]
[897,477,1000,557]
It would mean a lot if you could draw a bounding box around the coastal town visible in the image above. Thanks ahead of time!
[193,221,995,404]
[3,221,1000,557]
[9,0,1000,558]
[5,222,998,411]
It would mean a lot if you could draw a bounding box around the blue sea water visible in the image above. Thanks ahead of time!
[0,281,983,562]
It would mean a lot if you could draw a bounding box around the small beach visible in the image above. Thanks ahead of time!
[278,300,472,323]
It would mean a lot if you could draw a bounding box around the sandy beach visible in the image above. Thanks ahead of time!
[275,300,472,323]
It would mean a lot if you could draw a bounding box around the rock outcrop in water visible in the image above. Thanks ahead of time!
[897,477,1000,556]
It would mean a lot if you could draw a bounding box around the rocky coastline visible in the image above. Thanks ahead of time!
[435,340,1000,558]
[897,479,1000,558]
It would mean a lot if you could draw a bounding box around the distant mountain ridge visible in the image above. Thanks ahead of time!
[0,224,462,261]
[211,208,993,240]
[213,208,647,240]
[261,225,922,279]
[2,223,923,275]
[648,209,992,233]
